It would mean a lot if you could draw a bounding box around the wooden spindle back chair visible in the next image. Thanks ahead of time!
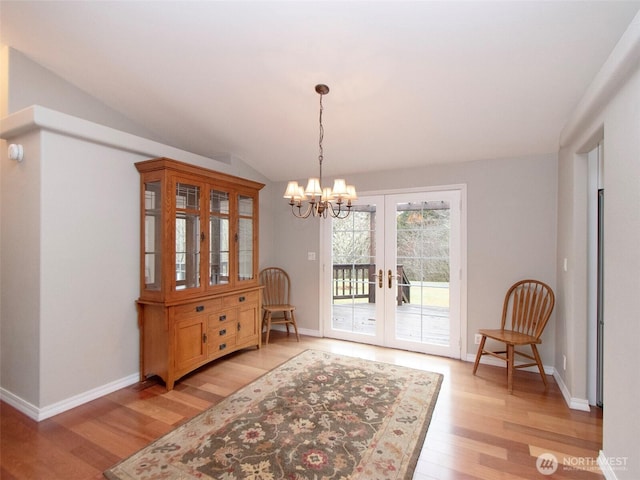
[473,279,555,393]
[259,267,299,344]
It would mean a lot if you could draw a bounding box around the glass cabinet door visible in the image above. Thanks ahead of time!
[237,194,255,281]
[175,182,201,291]
[136,158,263,303]
[144,181,162,292]
[209,188,230,286]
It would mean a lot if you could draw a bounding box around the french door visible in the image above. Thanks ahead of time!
[323,189,462,358]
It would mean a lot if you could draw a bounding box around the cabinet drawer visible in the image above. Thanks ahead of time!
[210,324,237,342]
[174,299,223,320]
[208,326,237,355]
[208,308,237,325]
[222,291,259,308]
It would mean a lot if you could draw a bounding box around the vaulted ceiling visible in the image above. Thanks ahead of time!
[2,1,639,181]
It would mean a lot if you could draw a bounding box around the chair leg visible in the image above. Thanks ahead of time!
[284,311,291,335]
[264,312,272,345]
[507,344,514,394]
[472,336,487,374]
[290,310,300,342]
[531,344,548,386]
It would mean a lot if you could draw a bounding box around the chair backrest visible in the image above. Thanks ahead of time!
[501,279,555,339]
[259,267,291,306]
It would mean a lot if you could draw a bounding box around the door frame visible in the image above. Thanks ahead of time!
[587,142,604,407]
[319,184,467,359]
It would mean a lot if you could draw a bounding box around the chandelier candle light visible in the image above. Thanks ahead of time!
[284,84,357,219]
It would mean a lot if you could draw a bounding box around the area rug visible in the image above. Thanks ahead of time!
[104,349,443,480]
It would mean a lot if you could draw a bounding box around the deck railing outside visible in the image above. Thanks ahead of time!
[333,264,410,305]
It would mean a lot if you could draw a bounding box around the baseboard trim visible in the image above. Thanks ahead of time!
[553,370,591,412]
[598,451,619,480]
[464,352,555,375]
[0,373,140,422]
[0,388,40,420]
[267,325,321,337]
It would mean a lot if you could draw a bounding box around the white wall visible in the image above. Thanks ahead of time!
[38,131,142,406]
[270,153,559,364]
[0,129,41,406]
[601,66,640,479]
[0,111,153,413]
[556,13,640,477]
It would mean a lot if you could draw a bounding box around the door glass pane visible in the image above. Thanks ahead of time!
[210,189,229,285]
[331,206,377,335]
[144,181,162,291]
[395,200,450,345]
[175,183,200,290]
[238,195,254,281]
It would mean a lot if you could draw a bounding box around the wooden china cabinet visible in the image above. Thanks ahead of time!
[135,158,264,390]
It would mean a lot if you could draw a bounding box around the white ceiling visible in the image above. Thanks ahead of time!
[2,1,639,181]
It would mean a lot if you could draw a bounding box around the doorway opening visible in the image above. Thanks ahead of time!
[587,142,604,408]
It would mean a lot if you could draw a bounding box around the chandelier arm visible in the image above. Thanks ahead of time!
[326,201,352,219]
[290,202,313,219]
[336,208,352,219]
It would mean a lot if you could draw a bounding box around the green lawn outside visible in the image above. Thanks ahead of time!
[333,281,449,307]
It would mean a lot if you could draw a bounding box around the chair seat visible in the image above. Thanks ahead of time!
[478,329,541,345]
[263,304,295,313]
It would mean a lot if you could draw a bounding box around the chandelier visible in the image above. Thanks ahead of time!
[283,84,357,219]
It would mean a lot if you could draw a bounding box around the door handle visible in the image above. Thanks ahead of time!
[378,269,383,288]
[388,269,393,289]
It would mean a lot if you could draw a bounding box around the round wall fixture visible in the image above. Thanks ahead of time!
[8,144,24,162]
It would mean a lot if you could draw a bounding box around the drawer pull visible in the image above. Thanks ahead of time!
[219,329,226,336]
[219,314,226,322]
[239,296,246,302]
[196,305,205,312]
[203,333,207,343]
[219,343,227,351]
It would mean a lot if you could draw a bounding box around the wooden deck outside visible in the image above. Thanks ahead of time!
[331,302,450,345]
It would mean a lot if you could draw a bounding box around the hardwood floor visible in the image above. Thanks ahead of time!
[0,333,603,479]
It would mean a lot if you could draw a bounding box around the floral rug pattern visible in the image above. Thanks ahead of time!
[104,350,443,480]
